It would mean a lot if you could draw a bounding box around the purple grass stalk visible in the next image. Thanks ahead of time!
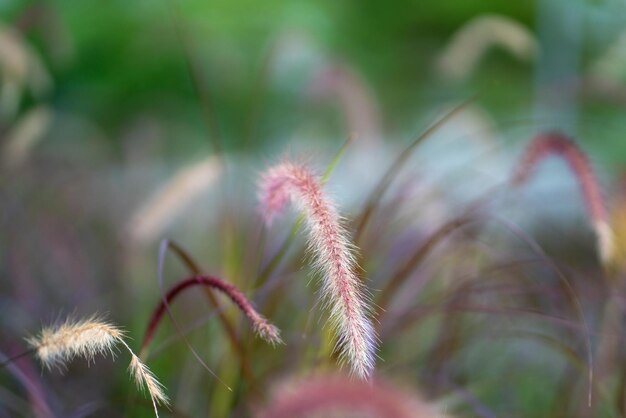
[0,348,55,418]
[258,161,377,378]
[512,132,614,263]
[256,374,449,418]
[141,275,282,352]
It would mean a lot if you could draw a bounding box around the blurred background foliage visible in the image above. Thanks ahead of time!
[2,0,626,160]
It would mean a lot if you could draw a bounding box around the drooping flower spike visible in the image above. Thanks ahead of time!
[28,316,168,418]
[512,132,614,264]
[259,161,377,378]
[141,275,282,353]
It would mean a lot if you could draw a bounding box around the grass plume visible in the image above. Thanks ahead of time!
[27,316,123,370]
[127,157,222,245]
[512,131,614,264]
[256,373,449,418]
[27,315,169,417]
[259,160,377,378]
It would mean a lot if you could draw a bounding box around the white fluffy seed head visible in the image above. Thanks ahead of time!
[27,316,123,370]
[28,316,169,418]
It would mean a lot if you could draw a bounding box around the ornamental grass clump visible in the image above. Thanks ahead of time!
[259,161,377,378]
[27,316,168,418]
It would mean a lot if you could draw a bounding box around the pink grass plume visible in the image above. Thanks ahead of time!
[512,131,614,264]
[256,373,450,418]
[259,161,377,378]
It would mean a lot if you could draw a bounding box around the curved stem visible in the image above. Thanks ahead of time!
[141,275,279,354]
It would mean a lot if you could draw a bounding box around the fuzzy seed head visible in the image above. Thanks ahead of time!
[128,352,170,408]
[259,161,377,377]
[257,374,451,418]
[27,316,123,370]
[28,316,168,418]
[252,315,283,346]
